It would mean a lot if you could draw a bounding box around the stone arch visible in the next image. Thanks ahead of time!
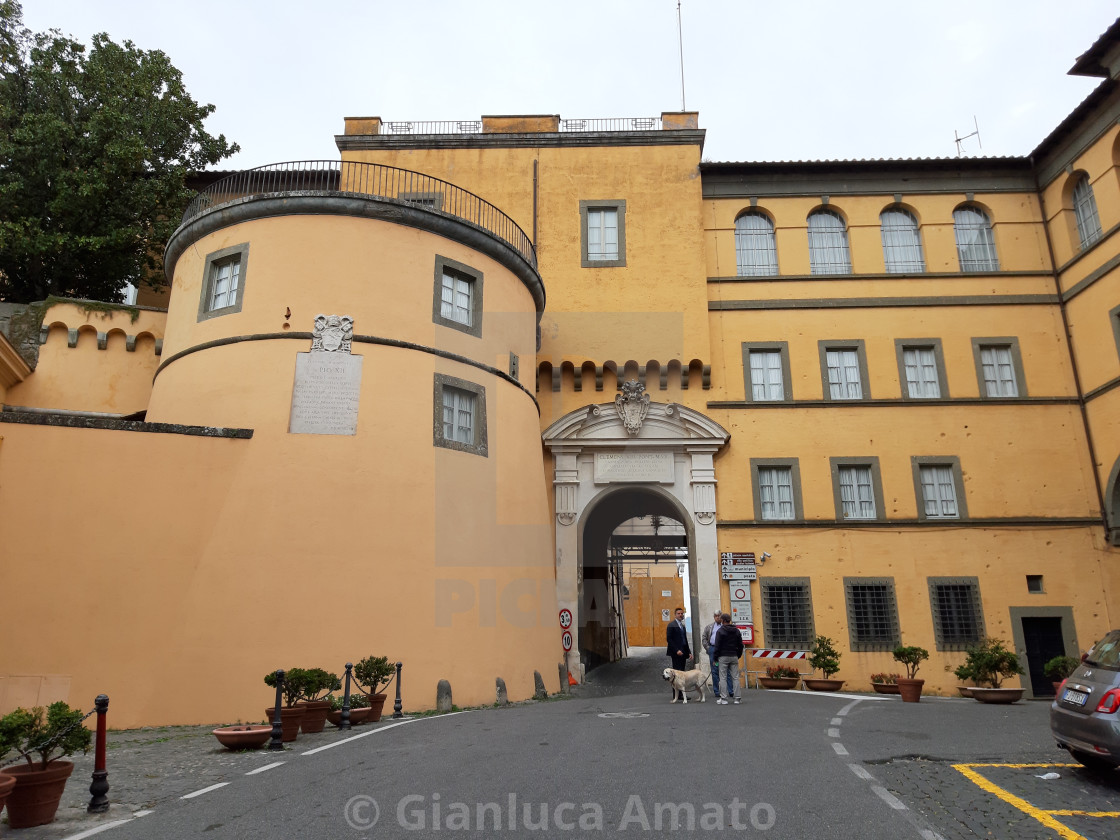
[1106,455,1120,545]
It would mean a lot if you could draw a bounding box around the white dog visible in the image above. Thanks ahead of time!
[662,667,708,704]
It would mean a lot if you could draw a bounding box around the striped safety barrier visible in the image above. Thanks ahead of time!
[751,649,808,659]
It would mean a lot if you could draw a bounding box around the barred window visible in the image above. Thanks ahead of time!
[953,206,999,271]
[807,210,851,275]
[735,212,778,276]
[1072,174,1102,250]
[844,578,900,651]
[880,208,925,273]
[928,577,985,650]
[760,579,814,648]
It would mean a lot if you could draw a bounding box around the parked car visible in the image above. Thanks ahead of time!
[1050,629,1120,771]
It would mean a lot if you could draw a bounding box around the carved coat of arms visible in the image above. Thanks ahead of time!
[311,314,354,353]
[615,379,650,437]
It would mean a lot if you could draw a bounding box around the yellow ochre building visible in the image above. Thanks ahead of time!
[2,22,1120,725]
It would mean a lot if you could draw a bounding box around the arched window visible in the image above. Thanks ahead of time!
[807,209,851,274]
[734,212,778,276]
[880,208,924,273]
[953,206,999,271]
[1073,174,1102,249]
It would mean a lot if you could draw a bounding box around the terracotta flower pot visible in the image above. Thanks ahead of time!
[803,678,845,692]
[264,706,306,742]
[872,682,901,694]
[897,677,925,703]
[327,707,371,727]
[213,725,272,750]
[0,771,16,817]
[971,687,1024,704]
[758,677,798,690]
[366,693,389,722]
[298,700,332,734]
[3,760,74,829]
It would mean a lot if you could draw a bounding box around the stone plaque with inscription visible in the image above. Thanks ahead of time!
[593,451,674,484]
[289,314,362,435]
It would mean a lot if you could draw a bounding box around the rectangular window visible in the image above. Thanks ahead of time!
[197,243,249,321]
[844,578,900,651]
[911,456,967,521]
[972,338,1026,398]
[741,343,791,402]
[902,347,940,398]
[819,340,868,401]
[580,200,627,267]
[432,256,483,337]
[759,467,794,520]
[760,578,814,649]
[928,577,985,650]
[433,373,487,457]
[441,271,472,326]
[830,457,884,522]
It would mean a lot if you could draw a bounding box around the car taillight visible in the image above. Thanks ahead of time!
[1096,689,1120,714]
[1057,678,1068,695]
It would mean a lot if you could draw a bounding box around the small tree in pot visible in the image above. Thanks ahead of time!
[0,702,92,828]
[1043,655,1080,689]
[297,668,342,733]
[354,656,397,721]
[892,645,929,703]
[263,668,312,742]
[964,639,1025,702]
[804,635,844,691]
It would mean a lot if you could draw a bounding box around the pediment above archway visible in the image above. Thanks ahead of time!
[541,398,729,446]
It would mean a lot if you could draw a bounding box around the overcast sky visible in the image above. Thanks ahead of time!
[21,1,1120,169]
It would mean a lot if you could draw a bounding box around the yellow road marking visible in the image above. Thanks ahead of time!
[1047,810,1120,818]
[952,763,1086,840]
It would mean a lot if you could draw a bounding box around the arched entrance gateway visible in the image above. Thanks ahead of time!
[542,383,730,680]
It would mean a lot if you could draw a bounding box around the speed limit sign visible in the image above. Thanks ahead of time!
[562,631,573,651]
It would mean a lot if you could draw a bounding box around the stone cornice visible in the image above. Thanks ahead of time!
[0,331,31,388]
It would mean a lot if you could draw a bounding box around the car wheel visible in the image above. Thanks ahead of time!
[1070,750,1119,772]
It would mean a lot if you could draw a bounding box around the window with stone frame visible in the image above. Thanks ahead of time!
[760,578,814,649]
[844,578,901,651]
[928,577,985,650]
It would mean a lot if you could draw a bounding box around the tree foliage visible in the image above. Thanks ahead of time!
[0,2,238,302]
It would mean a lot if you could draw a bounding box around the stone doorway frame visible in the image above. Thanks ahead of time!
[542,391,730,680]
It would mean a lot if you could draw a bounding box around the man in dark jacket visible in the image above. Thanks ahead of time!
[666,606,691,672]
[713,613,744,705]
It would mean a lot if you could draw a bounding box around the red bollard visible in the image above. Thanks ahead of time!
[88,694,109,813]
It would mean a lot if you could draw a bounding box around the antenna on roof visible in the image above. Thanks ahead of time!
[677,0,687,111]
[954,116,982,157]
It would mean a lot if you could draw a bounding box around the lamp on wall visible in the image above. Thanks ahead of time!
[760,552,771,563]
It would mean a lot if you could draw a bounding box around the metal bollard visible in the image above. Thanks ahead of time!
[340,662,353,730]
[392,662,404,718]
[268,670,285,751]
[87,695,110,813]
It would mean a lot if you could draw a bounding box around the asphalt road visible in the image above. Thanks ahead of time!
[18,649,1120,840]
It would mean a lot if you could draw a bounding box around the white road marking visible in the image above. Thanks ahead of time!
[781,691,890,702]
[848,763,875,781]
[59,820,134,839]
[245,761,285,775]
[831,742,849,756]
[301,718,419,755]
[181,782,229,799]
[831,717,843,725]
[828,727,841,738]
[872,785,908,810]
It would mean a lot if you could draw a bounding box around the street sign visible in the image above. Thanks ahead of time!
[730,584,750,601]
[720,552,756,562]
[731,602,753,624]
[558,609,572,629]
[737,625,754,645]
[722,568,757,581]
[562,631,573,651]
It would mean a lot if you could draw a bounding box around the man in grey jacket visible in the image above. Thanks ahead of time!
[701,611,727,699]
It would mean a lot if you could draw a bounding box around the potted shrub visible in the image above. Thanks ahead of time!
[296,668,342,734]
[1,702,92,828]
[965,639,1026,703]
[264,668,310,742]
[212,725,272,750]
[0,713,18,818]
[758,664,800,690]
[892,645,929,702]
[327,692,371,727]
[804,635,845,691]
[1043,655,1080,693]
[869,672,901,695]
[354,656,396,721]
